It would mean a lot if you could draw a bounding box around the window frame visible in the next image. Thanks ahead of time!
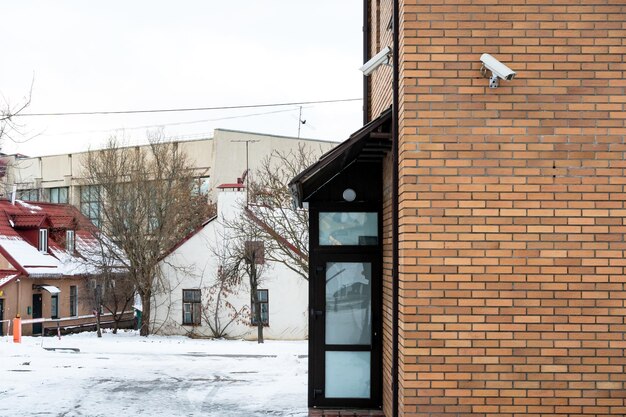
[66,230,75,253]
[69,285,78,317]
[48,187,69,204]
[38,229,48,253]
[318,211,379,247]
[191,176,211,196]
[251,289,269,327]
[17,188,39,202]
[182,289,202,326]
[80,185,102,227]
[51,294,59,319]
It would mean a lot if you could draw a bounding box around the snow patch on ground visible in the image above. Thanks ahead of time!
[0,331,308,417]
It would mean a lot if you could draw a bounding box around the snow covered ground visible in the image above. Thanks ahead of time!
[0,331,308,417]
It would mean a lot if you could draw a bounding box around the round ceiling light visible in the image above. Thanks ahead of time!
[342,188,356,202]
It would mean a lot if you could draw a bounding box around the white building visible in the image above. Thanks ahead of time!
[152,189,308,340]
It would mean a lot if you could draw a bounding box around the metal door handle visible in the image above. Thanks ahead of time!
[310,308,323,319]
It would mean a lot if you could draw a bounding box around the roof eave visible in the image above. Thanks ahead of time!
[289,107,392,207]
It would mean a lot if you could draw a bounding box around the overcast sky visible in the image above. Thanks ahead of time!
[0,1,363,156]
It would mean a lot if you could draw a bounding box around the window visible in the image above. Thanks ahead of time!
[38,229,48,253]
[147,214,160,233]
[17,189,39,201]
[66,230,75,253]
[69,286,77,317]
[48,187,69,204]
[80,185,101,227]
[51,294,59,319]
[192,176,211,196]
[182,289,201,325]
[319,212,378,246]
[251,289,269,326]
[244,241,265,264]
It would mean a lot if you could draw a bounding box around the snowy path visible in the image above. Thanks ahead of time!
[0,331,308,417]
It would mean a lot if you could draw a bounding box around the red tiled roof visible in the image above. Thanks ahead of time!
[48,216,75,229]
[217,183,245,189]
[11,214,47,228]
[0,200,104,277]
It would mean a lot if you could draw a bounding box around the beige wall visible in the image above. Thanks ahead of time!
[210,129,336,194]
[1,277,91,336]
[2,131,336,206]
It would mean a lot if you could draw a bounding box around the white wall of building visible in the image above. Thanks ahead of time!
[152,190,308,340]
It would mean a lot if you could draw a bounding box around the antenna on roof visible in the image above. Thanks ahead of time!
[297,106,306,138]
[11,184,17,205]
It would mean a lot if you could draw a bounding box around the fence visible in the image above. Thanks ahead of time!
[2,311,134,340]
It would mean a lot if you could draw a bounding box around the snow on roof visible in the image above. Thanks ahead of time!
[0,237,61,276]
[49,245,93,276]
[48,232,126,276]
[0,273,18,288]
[0,200,126,277]
[15,200,43,213]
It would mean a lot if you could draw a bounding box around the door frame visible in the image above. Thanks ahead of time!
[308,203,383,409]
[32,293,43,335]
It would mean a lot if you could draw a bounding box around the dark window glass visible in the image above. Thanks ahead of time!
[69,286,77,317]
[17,189,39,202]
[251,289,269,326]
[80,186,101,227]
[182,289,201,325]
[48,187,69,204]
[38,229,48,253]
[51,294,59,319]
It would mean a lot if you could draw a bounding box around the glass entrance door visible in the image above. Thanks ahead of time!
[311,255,381,408]
[325,262,372,398]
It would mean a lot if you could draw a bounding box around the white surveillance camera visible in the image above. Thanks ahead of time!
[480,53,516,88]
[360,46,392,76]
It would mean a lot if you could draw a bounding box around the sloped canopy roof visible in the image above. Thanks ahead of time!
[289,108,392,207]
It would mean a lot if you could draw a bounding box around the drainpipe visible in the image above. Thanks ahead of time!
[16,278,21,316]
[391,0,400,416]
[363,0,370,124]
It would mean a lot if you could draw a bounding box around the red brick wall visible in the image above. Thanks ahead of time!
[368,1,396,415]
[369,0,394,120]
[381,151,395,417]
[370,1,626,416]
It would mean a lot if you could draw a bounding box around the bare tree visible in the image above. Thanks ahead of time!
[202,257,249,339]
[81,132,215,336]
[85,273,135,335]
[219,212,270,344]
[0,88,33,191]
[246,144,324,280]
[0,85,32,144]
